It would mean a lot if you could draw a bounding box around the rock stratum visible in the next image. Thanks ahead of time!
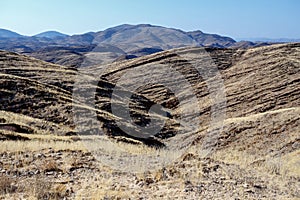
[0,43,299,199]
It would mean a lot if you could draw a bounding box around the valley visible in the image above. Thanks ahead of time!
[0,42,299,199]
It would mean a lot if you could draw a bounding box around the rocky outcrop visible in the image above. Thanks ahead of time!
[0,43,299,146]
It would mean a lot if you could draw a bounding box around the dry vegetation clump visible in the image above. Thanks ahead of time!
[41,160,62,173]
[0,175,17,195]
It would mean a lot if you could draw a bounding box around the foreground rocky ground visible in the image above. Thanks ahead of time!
[0,141,299,199]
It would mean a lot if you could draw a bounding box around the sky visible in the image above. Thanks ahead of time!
[0,0,299,39]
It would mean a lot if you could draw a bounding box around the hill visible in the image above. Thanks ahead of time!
[0,43,299,199]
[0,28,23,38]
[34,31,69,38]
[92,24,200,51]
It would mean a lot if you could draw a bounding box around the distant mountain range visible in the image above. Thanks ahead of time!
[0,24,296,67]
[0,24,237,47]
[0,29,70,38]
[237,37,300,43]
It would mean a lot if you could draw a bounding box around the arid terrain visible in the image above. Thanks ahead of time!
[0,42,299,199]
[0,24,276,68]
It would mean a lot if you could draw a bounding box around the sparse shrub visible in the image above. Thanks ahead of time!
[265,157,282,175]
[52,184,71,199]
[0,175,17,195]
[32,177,53,199]
[30,177,71,200]
[21,176,71,200]
[42,160,61,172]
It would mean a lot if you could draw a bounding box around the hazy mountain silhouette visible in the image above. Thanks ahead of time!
[0,24,294,67]
[237,37,300,43]
[34,31,69,39]
[0,28,24,38]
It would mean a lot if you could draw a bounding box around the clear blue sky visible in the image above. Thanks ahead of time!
[0,0,299,39]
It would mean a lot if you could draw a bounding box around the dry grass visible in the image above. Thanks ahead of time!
[212,106,300,175]
[75,180,131,200]
[42,160,62,173]
[278,149,300,177]
[0,175,16,195]
[0,132,185,174]
[225,107,299,123]
[0,175,68,200]
[212,139,300,179]
[0,139,87,153]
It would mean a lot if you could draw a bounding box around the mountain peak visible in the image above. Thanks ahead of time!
[34,31,69,38]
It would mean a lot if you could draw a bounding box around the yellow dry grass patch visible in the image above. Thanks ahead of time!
[0,139,87,153]
[225,107,299,123]
[76,187,131,200]
[280,149,300,177]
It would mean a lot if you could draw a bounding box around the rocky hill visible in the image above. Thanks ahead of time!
[0,24,238,67]
[0,43,299,199]
[187,30,235,47]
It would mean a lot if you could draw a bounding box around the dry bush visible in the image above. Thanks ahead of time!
[42,160,62,173]
[265,157,282,175]
[32,177,53,199]
[27,177,71,200]
[52,184,71,198]
[0,175,17,195]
